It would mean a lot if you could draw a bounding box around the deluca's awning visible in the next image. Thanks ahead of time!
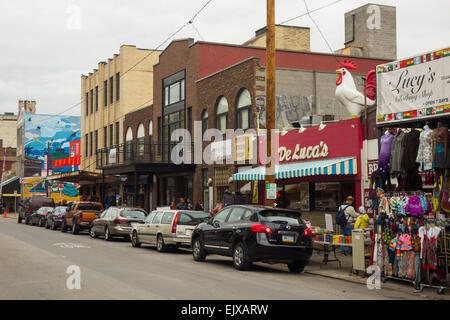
[232,157,357,181]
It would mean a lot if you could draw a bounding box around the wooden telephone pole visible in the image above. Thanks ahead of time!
[265,0,276,207]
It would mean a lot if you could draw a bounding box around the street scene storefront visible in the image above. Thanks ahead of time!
[233,118,363,226]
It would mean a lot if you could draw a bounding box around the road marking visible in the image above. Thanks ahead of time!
[53,243,91,249]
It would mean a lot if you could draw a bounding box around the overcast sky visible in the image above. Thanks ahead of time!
[0,0,449,116]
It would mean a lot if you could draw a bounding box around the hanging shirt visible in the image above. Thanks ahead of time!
[390,130,406,177]
[377,133,394,180]
[401,130,421,173]
[416,128,434,171]
[434,126,449,169]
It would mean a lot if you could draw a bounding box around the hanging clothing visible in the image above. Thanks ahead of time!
[377,133,394,180]
[434,126,448,169]
[401,130,421,173]
[405,196,424,217]
[390,130,406,177]
[416,128,434,171]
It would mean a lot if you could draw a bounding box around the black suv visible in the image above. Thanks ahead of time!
[191,205,313,273]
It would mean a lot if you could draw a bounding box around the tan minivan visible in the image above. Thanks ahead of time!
[131,209,210,252]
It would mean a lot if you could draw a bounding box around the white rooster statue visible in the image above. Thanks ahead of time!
[335,60,376,118]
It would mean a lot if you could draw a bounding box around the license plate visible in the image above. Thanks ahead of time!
[186,230,192,236]
[282,235,295,243]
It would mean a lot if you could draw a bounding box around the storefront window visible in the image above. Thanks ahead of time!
[283,183,310,211]
[314,183,339,212]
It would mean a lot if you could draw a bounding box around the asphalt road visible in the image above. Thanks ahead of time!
[0,218,441,300]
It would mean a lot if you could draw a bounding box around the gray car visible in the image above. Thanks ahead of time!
[89,207,147,241]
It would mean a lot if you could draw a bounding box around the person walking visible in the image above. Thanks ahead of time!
[337,196,359,255]
[176,197,186,210]
[354,206,370,230]
[222,188,233,207]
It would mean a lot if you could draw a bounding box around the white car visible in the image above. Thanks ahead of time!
[130,209,211,252]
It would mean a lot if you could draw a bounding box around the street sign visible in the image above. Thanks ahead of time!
[266,183,277,200]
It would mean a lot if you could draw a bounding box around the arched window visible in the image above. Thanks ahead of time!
[202,109,208,135]
[126,127,133,141]
[137,123,145,155]
[125,127,133,160]
[237,89,251,130]
[149,120,153,137]
[216,97,228,134]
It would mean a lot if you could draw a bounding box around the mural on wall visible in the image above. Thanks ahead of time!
[23,114,81,175]
[23,177,81,203]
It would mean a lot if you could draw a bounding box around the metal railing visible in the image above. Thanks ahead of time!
[95,137,194,169]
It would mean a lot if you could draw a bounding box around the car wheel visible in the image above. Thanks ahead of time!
[233,242,251,270]
[18,215,22,224]
[156,234,167,252]
[104,227,112,241]
[61,220,67,233]
[72,220,80,234]
[192,237,206,262]
[89,226,98,238]
[131,231,141,248]
[287,261,305,273]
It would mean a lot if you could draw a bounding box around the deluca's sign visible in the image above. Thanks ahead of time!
[279,142,329,162]
[376,47,450,124]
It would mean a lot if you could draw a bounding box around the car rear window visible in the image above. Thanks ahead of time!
[121,209,146,219]
[77,204,103,211]
[258,210,302,225]
[178,211,210,225]
[161,212,175,224]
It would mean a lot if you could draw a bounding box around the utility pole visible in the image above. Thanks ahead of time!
[0,147,5,204]
[265,0,276,207]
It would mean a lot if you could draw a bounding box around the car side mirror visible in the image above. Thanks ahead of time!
[213,221,220,228]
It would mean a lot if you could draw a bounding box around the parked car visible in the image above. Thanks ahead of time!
[18,196,55,224]
[61,201,104,234]
[90,207,147,241]
[46,206,68,230]
[190,205,313,273]
[131,209,211,252]
[31,207,55,227]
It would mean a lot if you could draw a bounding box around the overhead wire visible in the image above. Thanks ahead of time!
[26,0,216,125]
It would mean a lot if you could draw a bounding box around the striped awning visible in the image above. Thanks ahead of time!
[232,157,357,181]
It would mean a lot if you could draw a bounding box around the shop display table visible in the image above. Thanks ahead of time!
[314,241,352,269]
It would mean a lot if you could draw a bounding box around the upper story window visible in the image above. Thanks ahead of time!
[237,89,251,130]
[216,96,228,134]
[163,70,185,107]
[202,109,208,134]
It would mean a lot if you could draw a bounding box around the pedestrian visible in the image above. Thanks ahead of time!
[195,202,204,211]
[222,188,233,207]
[354,206,370,230]
[212,201,223,215]
[186,198,193,210]
[176,197,185,210]
[169,201,176,209]
[337,195,359,255]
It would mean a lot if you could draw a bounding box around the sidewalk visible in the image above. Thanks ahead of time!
[304,247,450,299]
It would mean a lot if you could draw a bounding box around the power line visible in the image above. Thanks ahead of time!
[27,0,216,125]
[279,0,343,25]
[302,0,341,65]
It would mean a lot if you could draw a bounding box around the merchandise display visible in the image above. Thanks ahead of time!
[370,121,450,292]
